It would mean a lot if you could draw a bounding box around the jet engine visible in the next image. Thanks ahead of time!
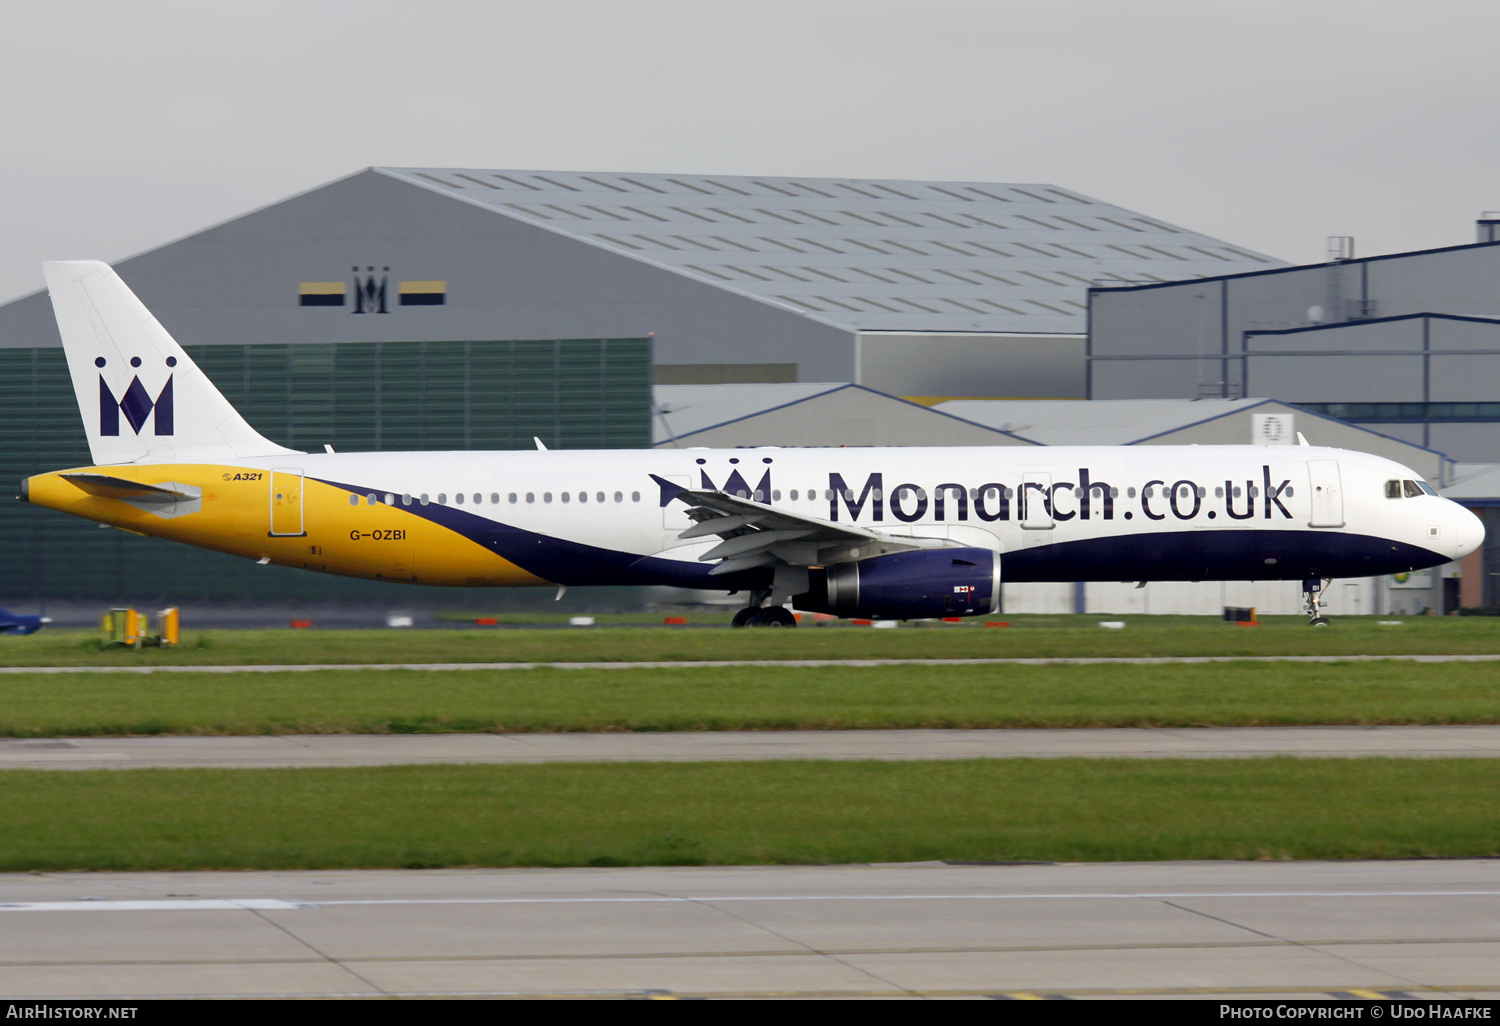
[793,547,1000,620]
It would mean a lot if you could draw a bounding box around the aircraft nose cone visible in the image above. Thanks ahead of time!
[1453,504,1486,560]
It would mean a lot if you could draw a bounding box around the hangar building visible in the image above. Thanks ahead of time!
[0,167,1283,394]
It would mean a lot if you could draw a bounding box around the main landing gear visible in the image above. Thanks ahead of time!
[1303,577,1331,627]
[730,590,798,628]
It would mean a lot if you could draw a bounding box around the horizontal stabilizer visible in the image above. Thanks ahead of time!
[61,473,193,502]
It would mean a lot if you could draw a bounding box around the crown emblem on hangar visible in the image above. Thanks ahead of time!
[297,268,447,312]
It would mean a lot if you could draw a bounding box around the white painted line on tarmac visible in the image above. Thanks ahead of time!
[4,890,1497,911]
[0,898,305,911]
[1,654,1499,673]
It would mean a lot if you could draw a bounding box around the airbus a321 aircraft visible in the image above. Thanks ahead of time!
[21,261,1485,626]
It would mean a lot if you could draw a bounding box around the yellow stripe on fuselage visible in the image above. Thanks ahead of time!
[24,465,550,587]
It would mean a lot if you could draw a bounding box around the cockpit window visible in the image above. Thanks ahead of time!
[1387,479,1438,498]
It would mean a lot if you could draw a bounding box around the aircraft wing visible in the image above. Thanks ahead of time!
[650,474,952,575]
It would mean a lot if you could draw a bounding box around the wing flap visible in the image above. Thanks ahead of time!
[700,528,816,562]
[649,474,956,571]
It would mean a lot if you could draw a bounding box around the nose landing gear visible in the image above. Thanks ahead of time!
[1303,577,1331,627]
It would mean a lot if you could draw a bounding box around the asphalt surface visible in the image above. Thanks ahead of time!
[1,860,1496,999]
[4,725,1500,770]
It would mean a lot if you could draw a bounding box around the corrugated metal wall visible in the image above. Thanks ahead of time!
[2,338,650,603]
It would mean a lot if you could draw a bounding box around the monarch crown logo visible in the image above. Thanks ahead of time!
[352,266,389,314]
[97,356,173,436]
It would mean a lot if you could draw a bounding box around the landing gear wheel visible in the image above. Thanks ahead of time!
[731,607,759,629]
[1310,617,1331,628]
[754,606,797,628]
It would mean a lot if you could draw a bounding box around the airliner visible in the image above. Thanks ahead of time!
[20,261,1485,626]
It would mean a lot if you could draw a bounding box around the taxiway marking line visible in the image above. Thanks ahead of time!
[3,890,1498,912]
[1,654,1499,673]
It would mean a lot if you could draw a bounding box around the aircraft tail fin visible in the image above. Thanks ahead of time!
[42,260,300,466]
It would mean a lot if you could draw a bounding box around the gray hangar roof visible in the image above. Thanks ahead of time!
[379,168,1286,335]
[651,383,1034,448]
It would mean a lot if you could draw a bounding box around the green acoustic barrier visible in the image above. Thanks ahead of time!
[0,338,651,603]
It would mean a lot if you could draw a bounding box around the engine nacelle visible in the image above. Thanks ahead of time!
[793,547,1000,620]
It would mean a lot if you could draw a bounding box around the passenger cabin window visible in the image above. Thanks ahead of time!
[348,494,358,506]
[455,493,464,505]
[613,491,623,503]
[491,493,499,505]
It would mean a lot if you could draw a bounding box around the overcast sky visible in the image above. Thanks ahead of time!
[3,0,1498,302]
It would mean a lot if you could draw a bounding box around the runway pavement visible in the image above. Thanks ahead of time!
[0,860,1496,998]
[2,725,1499,769]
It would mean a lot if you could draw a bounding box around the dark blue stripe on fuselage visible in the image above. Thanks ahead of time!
[314,479,1446,588]
[314,478,770,589]
[1001,529,1447,583]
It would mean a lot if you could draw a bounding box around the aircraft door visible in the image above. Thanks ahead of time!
[1021,472,1054,530]
[1307,460,1344,528]
[270,468,306,537]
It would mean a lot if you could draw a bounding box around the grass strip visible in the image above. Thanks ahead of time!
[1,758,1496,871]
[2,661,1499,736]
[4,616,1500,667]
